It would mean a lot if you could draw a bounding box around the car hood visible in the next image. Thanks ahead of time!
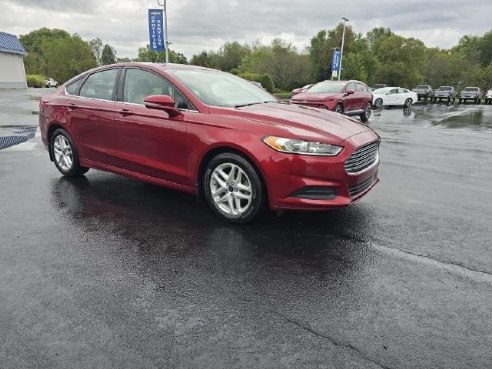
[212,102,372,144]
[290,92,341,102]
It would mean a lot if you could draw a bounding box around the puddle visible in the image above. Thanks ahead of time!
[412,105,492,131]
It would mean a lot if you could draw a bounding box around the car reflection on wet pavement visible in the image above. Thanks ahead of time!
[1,91,492,369]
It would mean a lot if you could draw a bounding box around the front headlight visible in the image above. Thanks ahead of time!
[262,136,343,156]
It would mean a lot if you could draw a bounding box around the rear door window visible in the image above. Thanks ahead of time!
[79,69,119,101]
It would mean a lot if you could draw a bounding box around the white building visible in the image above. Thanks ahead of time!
[0,32,27,89]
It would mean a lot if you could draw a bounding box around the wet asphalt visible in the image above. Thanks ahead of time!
[1,90,492,369]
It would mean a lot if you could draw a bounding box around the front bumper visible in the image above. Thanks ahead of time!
[263,130,380,211]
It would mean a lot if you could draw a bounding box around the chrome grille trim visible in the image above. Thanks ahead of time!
[349,176,375,197]
[344,140,380,174]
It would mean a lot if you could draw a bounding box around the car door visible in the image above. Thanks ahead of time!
[66,68,120,165]
[343,82,358,112]
[111,67,189,185]
[385,88,399,105]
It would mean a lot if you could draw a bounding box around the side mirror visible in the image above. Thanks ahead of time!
[345,89,355,95]
[144,95,183,118]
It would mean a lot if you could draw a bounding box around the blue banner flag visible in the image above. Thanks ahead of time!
[332,51,341,72]
[148,9,165,51]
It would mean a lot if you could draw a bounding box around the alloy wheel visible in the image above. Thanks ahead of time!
[209,162,253,218]
[53,135,74,172]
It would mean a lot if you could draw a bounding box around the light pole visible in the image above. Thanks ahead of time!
[338,17,349,81]
[157,0,169,63]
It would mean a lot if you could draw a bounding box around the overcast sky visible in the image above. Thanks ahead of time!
[2,0,491,59]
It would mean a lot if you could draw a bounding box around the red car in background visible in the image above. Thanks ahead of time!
[290,80,373,122]
[39,63,380,223]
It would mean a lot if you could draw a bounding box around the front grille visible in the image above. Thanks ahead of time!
[349,176,374,197]
[344,140,380,174]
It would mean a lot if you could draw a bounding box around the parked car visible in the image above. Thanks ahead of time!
[372,87,418,108]
[289,80,373,122]
[39,63,380,224]
[433,86,456,103]
[291,84,314,96]
[485,88,492,104]
[45,77,58,88]
[412,85,434,100]
[459,87,482,104]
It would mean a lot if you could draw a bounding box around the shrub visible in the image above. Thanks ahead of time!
[238,72,275,93]
[258,74,275,93]
[26,74,45,88]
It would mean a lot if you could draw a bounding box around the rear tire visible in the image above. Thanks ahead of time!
[50,129,89,177]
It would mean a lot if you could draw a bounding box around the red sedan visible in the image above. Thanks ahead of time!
[290,80,373,122]
[39,63,380,223]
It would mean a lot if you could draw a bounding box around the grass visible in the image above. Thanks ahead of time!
[274,91,292,100]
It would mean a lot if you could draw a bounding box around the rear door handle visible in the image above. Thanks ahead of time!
[119,109,134,116]
[68,103,78,110]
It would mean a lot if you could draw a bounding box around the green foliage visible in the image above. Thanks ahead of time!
[218,42,251,72]
[238,72,275,92]
[101,44,117,65]
[258,74,275,93]
[26,74,45,88]
[41,35,97,83]
[373,35,426,87]
[137,45,188,64]
[90,37,103,65]
[20,28,97,84]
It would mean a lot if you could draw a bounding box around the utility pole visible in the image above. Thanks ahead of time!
[338,17,349,81]
[157,0,169,63]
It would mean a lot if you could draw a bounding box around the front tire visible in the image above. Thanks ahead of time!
[334,103,344,114]
[374,98,383,109]
[203,153,264,224]
[50,129,89,177]
[360,102,372,123]
[404,98,412,107]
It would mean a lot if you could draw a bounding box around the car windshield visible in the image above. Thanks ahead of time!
[307,81,346,93]
[416,85,427,89]
[438,86,452,91]
[463,87,478,91]
[373,87,391,94]
[167,68,276,108]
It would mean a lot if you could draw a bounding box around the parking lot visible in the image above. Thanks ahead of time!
[1,89,491,369]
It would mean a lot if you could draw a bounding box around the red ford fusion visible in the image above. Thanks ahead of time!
[39,63,380,223]
[290,80,373,122]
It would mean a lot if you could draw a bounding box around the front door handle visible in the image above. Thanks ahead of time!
[68,103,78,110]
[119,109,134,116]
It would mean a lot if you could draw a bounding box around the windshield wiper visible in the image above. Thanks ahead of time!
[235,101,275,108]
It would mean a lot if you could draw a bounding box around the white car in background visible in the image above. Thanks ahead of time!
[372,87,418,108]
[45,77,58,88]
[485,88,492,104]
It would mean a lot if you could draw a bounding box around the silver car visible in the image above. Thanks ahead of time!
[433,86,456,103]
[459,87,482,104]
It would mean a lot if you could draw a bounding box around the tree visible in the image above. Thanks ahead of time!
[217,42,251,72]
[101,44,117,65]
[137,45,188,64]
[41,34,97,83]
[90,37,103,65]
[20,28,97,82]
[374,35,426,87]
